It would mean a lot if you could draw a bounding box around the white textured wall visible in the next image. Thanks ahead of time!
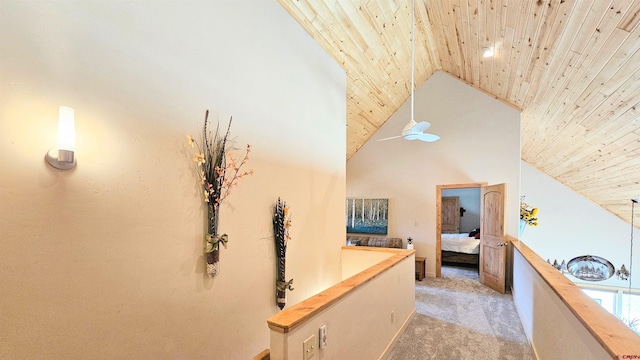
[0,2,346,359]
[270,255,416,360]
[520,162,638,289]
[341,247,397,280]
[346,72,521,277]
[512,251,612,359]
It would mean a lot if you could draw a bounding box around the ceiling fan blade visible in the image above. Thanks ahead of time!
[377,135,402,141]
[414,132,440,142]
[412,121,431,132]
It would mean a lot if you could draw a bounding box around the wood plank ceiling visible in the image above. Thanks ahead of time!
[279,0,640,225]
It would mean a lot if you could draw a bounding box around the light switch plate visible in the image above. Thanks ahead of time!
[303,334,316,360]
[319,325,327,349]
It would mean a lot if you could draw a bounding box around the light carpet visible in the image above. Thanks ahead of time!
[386,266,535,360]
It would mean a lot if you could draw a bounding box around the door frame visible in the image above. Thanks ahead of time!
[435,182,487,278]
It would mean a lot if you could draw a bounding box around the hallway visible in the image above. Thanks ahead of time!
[386,266,535,359]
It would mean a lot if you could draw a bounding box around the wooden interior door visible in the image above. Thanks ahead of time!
[441,197,460,233]
[479,184,507,293]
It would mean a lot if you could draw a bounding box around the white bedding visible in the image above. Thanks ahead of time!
[441,233,480,254]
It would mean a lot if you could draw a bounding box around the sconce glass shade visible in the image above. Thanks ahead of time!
[45,106,77,170]
[57,106,75,151]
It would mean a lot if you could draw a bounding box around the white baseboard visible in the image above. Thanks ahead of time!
[378,307,417,360]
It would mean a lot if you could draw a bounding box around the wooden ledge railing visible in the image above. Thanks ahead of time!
[267,247,415,333]
[511,239,640,358]
[252,349,270,360]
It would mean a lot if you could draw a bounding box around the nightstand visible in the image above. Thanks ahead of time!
[415,257,426,281]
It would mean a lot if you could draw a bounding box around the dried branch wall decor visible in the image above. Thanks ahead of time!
[273,197,293,309]
[187,110,252,278]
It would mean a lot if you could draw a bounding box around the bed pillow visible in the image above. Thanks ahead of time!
[474,232,481,239]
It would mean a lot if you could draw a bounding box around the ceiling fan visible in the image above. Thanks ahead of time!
[378,0,440,143]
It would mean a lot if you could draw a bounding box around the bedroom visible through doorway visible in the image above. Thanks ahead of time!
[435,183,486,278]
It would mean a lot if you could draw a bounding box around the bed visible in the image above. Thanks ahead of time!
[441,233,480,267]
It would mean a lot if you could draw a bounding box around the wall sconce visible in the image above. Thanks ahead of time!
[482,47,495,58]
[45,106,77,170]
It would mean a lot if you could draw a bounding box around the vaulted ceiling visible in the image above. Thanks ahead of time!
[279,0,640,225]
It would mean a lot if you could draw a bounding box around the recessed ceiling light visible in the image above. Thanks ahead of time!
[483,47,495,58]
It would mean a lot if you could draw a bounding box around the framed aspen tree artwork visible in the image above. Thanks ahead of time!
[346,198,388,235]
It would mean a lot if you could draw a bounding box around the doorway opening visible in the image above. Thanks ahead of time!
[435,183,486,278]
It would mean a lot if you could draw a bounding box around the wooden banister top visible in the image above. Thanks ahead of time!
[266,247,415,333]
[511,239,640,358]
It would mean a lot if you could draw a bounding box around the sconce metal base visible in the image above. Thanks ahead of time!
[45,148,76,170]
